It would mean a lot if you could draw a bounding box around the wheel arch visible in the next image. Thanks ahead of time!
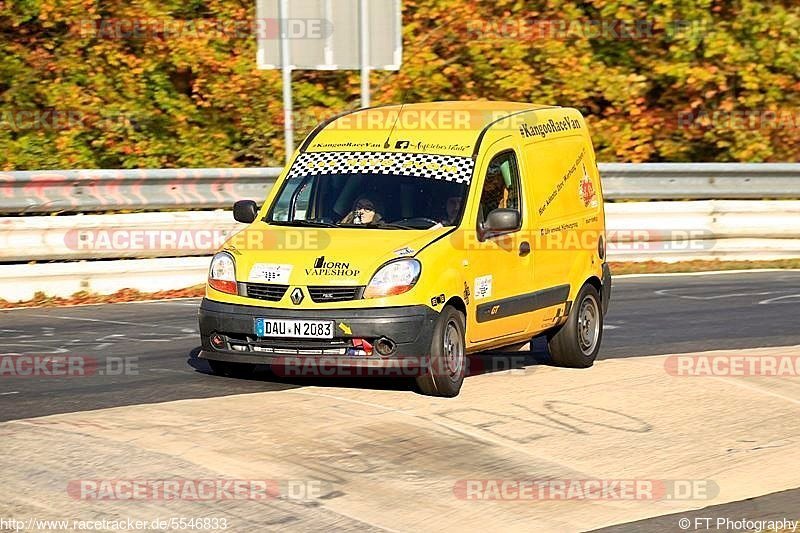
[585,275,602,295]
[445,296,467,318]
[583,274,609,315]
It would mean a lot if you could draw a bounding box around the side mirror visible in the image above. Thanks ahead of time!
[480,208,520,240]
[233,200,258,223]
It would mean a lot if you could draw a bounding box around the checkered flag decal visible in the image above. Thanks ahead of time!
[289,151,475,184]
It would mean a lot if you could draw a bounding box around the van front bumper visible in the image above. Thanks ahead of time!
[197,298,439,367]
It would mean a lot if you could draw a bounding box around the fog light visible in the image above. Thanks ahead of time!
[374,337,396,356]
[210,333,225,349]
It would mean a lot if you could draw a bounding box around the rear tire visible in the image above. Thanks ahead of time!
[415,305,466,397]
[207,359,256,378]
[547,284,603,368]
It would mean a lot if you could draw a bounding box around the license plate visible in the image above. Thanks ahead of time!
[255,318,334,339]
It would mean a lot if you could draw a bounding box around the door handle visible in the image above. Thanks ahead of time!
[519,241,531,256]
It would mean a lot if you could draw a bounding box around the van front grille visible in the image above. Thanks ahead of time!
[308,286,364,303]
[245,283,289,302]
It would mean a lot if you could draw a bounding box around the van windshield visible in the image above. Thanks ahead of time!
[267,172,469,230]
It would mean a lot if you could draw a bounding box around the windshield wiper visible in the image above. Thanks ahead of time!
[267,219,338,228]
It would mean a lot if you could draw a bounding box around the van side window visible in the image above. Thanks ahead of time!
[477,151,521,225]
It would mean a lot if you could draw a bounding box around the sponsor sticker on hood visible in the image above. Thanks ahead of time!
[394,246,415,257]
[305,256,361,277]
[249,263,293,284]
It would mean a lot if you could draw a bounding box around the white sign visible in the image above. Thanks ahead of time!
[249,263,293,284]
[257,0,402,70]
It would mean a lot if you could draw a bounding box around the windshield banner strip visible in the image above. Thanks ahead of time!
[289,151,475,184]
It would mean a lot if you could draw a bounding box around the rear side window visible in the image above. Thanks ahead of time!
[477,151,521,225]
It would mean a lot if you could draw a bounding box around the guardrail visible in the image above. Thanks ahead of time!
[1,163,799,301]
[1,163,799,213]
[600,163,800,200]
[3,201,800,263]
[0,168,280,214]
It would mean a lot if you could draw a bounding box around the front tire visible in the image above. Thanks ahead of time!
[415,305,466,397]
[547,284,603,368]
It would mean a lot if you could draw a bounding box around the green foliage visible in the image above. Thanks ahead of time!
[1,0,798,169]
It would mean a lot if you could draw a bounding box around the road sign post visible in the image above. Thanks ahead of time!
[257,0,402,162]
[278,0,294,160]
[359,0,370,108]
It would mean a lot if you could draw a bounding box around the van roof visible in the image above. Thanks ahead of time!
[302,101,559,158]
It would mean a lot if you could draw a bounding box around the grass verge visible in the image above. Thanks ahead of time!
[609,259,800,275]
[0,285,205,309]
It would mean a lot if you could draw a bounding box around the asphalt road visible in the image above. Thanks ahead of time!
[1,270,799,423]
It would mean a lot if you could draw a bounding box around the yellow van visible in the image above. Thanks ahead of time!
[199,101,611,396]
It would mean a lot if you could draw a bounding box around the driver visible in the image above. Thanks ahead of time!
[340,195,383,225]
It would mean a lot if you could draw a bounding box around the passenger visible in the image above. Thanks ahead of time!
[479,163,507,222]
[442,195,463,225]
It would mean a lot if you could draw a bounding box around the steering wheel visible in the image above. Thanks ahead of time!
[391,217,440,228]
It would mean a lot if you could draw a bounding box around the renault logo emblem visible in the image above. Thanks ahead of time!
[290,287,304,305]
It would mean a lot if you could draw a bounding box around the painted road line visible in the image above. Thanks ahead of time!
[29,314,195,330]
[615,268,800,279]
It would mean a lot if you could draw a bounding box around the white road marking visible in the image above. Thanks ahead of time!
[758,294,800,305]
[710,376,800,407]
[0,297,201,311]
[616,268,800,279]
[0,344,69,355]
[613,352,800,407]
[654,289,789,301]
[30,315,191,330]
[0,392,19,396]
[603,324,620,330]
[138,302,202,307]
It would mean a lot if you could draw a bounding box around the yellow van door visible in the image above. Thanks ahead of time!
[526,134,596,332]
[465,140,534,343]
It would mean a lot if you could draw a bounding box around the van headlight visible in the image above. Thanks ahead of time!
[363,259,421,299]
[208,252,238,295]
